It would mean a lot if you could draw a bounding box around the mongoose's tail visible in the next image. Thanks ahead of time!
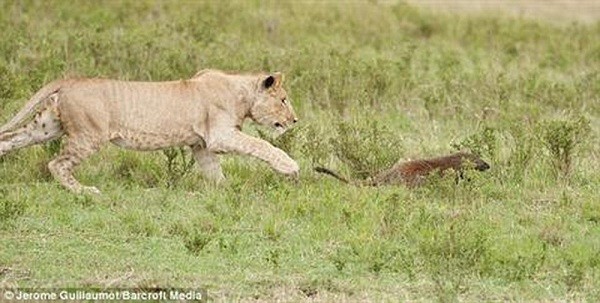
[314,167,350,184]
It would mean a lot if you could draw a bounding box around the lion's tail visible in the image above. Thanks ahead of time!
[314,166,351,184]
[0,80,64,134]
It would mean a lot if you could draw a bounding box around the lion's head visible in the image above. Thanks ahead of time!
[250,73,298,134]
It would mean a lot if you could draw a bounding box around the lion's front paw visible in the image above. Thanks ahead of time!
[0,142,9,157]
[80,186,102,195]
[279,159,300,178]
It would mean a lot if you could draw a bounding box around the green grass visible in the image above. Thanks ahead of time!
[1,1,599,301]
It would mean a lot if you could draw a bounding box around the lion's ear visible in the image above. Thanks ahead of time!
[262,72,284,89]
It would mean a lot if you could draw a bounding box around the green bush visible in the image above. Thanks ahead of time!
[537,116,591,180]
[330,120,404,179]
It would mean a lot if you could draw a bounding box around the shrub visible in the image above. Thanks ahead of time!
[330,120,404,179]
[537,116,591,179]
[451,126,498,161]
[162,147,195,188]
[0,188,26,223]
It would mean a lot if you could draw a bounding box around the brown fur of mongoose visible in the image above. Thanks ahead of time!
[315,152,490,187]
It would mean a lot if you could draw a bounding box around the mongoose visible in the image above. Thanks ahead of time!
[315,152,490,187]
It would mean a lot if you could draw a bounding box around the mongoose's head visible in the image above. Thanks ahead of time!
[457,152,491,171]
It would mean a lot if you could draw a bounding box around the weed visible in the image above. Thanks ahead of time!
[451,126,498,161]
[298,278,337,298]
[537,116,591,180]
[216,233,239,255]
[0,189,25,223]
[258,124,335,166]
[505,120,537,181]
[119,212,159,237]
[262,219,282,242]
[256,125,301,157]
[331,120,404,179]
[417,216,489,299]
[176,219,218,255]
[71,193,94,208]
[484,237,548,282]
[113,153,143,183]
[161,147,195,188]
[329,248,349,272]
[295,125,332,165]
[184,233,213,255]
[265,248,281,268]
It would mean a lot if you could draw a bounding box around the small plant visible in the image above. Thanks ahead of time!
[564,262,585,292]
[184,233,213,255]
[256,125,300,156]
[181,221,217,255]
[329,250,348,272]
[537,116,591,179]
[413,213,491,300]
[294,125,334,166]
[331,120,404,179]
[71,193,94,207]
[298,281,319,298]
[265,248,281,268]
[0,189,25,222]
[257,124,332,166]
[113,153,141,181]
[451,126,498,161]
[298,278,337,298]
[262,219,282,242]
[506,121,536,181]
[162,147,195,188]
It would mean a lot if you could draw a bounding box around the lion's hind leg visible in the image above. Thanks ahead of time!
[48,137,101,194]
[0,107,63,157]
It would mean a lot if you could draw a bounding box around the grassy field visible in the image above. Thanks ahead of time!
[1,1,599,301]
[409,0,600,24]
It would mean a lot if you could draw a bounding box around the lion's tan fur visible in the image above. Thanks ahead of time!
[0,69,299,193]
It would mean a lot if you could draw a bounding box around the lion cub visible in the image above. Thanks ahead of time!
[0,69,299,194]
[315,152,490,187]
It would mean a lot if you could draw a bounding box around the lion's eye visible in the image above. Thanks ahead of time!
[281,98,287,104]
